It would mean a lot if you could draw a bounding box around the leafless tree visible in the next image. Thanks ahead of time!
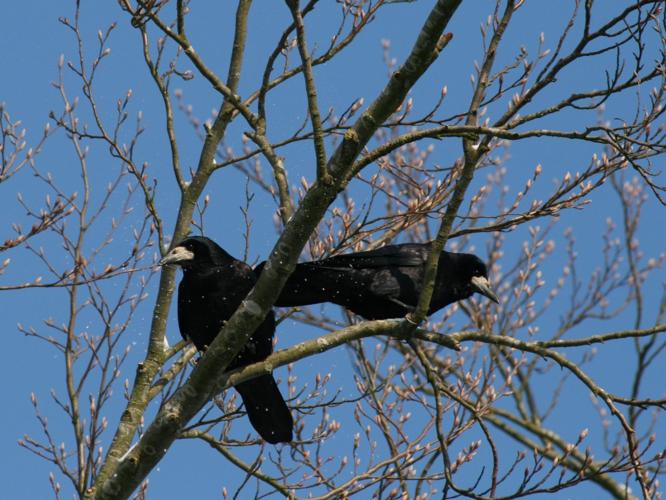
[6,1,666,498]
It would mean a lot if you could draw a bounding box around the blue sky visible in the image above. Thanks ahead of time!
[2,1,664,498]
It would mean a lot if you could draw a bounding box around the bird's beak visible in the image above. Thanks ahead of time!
[159,246,194,266]
[470,276,500,304]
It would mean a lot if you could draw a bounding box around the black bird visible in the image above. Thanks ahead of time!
[256,242,499,320]
[160,236,293,444]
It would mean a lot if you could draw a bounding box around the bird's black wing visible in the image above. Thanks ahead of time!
[262,244,428,315]
[304,243,427,271]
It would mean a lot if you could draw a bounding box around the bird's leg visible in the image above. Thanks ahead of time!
[388,297,415,311]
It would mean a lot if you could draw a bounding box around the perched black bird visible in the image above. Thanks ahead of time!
[160,236,293,444]
[256,242,499,320]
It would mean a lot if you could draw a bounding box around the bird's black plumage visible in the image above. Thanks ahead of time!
[160,236,292,444]
[256,242,498,320]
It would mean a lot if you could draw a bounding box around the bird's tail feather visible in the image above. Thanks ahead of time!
[235,374,293,444]
[273,265,340,307]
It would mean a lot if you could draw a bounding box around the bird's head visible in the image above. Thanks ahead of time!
[159,236,235,269]
[458,254,499,304]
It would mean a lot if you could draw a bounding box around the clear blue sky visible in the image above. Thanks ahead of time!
[2,2,664,498]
